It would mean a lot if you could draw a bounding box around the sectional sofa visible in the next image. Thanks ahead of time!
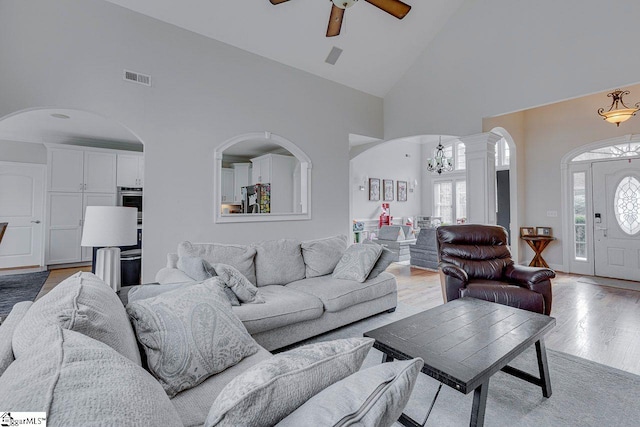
[151,236,398,350]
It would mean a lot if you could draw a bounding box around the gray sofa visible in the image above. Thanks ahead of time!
[153,237,398,351]
[0,271,414,427]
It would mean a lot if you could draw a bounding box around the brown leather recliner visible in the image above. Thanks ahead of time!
[437,224,555,315]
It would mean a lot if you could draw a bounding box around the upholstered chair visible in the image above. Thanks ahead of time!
[437,224,555,315]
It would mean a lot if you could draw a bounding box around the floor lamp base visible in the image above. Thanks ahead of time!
[95,247,121,292]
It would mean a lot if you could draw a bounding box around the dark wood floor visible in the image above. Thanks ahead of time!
[388,263,640,376]
[37,263,640,376]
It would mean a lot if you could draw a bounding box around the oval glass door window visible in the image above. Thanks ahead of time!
[615,176,640,235]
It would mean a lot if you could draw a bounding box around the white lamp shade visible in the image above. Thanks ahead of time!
[81,206,137,247]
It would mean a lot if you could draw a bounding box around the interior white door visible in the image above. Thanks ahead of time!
[592,158,640,281]
[47,192,83,264]
[0,162,46,268]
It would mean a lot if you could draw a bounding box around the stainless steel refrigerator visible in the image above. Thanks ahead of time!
[241,184,271,213]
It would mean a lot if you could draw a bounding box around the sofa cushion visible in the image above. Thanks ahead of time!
[178,241,257,285]
[126,281,258,398]
[332,243,383,283]
[171,346,272,427]
[461,281,545,313]
[205,338,374,427]
[129,278,240,306]
[253,239,306,286]
[177,255,218,281]
[0,325,182,426]
[12,271,141,365]
[301,235,349,278]
[232,285,324,334]
[364,240,396,279]
[0,301,32,377]
[286,272,397,313]
[276,358,424,427]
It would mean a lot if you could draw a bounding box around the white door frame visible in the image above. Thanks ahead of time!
[0,160,47,268]
[560,134,640,274]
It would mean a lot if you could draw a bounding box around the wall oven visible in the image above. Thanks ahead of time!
[118,187,143,224]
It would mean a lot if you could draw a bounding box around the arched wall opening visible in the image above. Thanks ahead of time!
[0,107,145,271]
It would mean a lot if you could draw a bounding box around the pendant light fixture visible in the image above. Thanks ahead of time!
[597,89,640,127]
[426,136,453,175]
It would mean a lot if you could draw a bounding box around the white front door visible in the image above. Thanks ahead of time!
[0,162,46,268]
[592,158,640,281]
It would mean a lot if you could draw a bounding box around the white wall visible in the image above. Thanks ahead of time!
[0,140,47,164]
[484,83,640,269]
[0,0,383,280]
[384,0,640,138]
[350,139,422,222]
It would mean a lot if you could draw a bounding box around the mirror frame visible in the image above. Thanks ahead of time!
[214,131,312,223]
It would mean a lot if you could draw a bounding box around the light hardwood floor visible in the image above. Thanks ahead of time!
[37,263,640,376]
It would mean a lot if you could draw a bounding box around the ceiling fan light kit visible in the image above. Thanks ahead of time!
[269,0,411,37]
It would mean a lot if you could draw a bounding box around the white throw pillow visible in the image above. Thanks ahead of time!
[205,338,374,427]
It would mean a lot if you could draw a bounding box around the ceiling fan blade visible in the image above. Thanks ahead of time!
[365,0,411,19]
[326,5,345,37]
[269,0,290,4]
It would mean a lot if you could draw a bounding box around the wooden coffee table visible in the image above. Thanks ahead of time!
[364,297,556,427]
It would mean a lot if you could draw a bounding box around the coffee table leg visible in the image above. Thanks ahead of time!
[535,339,552,397]
[470,380,489,427]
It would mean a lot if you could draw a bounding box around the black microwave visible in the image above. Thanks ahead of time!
[118,188,143,223]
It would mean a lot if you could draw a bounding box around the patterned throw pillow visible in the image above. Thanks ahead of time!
[364,240,395,279]
[276,358,424,427]
[214,263,265,304]
[126,281,258,397]
[332,243,383,282]
[205,338,374,427]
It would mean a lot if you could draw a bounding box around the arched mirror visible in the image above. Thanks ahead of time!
[214,132,311,223]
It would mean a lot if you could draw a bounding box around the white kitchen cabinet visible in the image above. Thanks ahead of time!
[47,192,117,265]
[250,154,296,213]
[232,163,251,203]
[48,148,116,193]
[47,192,83,264]
[221,168,234,203]
[117,154,144,187]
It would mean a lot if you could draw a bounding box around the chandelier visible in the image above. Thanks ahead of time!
[597,89,640,127]
[426,136,453,175]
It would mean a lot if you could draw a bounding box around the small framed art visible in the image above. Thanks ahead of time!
[369,178,380,201]
[397,181,407,202]
[536,227,552,237]
[520,227,535,237]
[383,179,394,201]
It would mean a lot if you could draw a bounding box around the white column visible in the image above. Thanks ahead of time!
[461,132,501,224]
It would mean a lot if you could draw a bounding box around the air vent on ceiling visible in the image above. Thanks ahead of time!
[123,69,151,86]
[325,47,343,65]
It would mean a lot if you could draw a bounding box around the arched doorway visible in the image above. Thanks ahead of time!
[0,107,144,270]
[561,134,640,280]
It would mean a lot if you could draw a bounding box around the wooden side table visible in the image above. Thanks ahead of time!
[521,236,556,268]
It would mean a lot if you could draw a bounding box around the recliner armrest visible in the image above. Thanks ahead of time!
[439,262,468,283]
[503,264,555,286]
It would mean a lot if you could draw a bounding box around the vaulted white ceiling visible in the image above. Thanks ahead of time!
[104,0,466,97]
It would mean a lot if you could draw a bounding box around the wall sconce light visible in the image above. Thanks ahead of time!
[409,179,418,193]
[359,175,368,191]
[597,89,640,127]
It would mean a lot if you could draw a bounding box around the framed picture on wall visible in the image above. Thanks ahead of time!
[369,178,380,201]
[383,179,394,201]
[397,181,407,202]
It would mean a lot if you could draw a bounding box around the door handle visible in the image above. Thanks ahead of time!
[31,220,41,224]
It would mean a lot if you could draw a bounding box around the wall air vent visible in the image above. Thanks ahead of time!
[123,69,151,86]
[325,47,343,65]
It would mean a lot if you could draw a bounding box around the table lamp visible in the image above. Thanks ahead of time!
[81,206,137,291]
